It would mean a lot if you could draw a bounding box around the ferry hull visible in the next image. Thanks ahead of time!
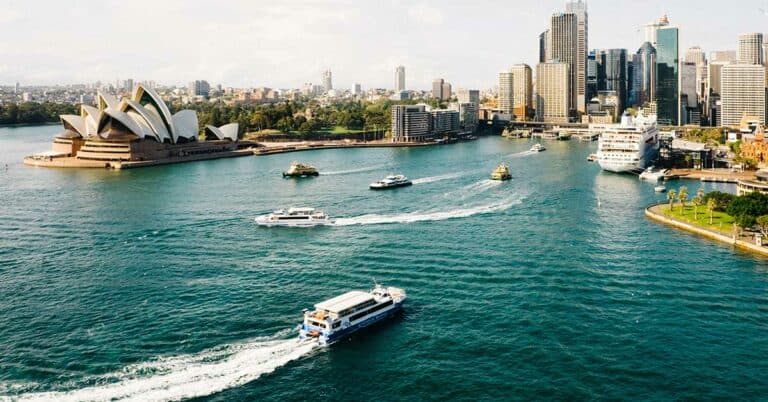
[369,182,413,190]
[300,302,403,346]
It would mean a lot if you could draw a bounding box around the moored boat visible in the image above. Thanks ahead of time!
[490,163,512,181]
[255,207,334,227]
[370,175,412,190]
[283,161,319,177]
[299,285,406,346]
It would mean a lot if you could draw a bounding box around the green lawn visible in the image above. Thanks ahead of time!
[661,204,736,233]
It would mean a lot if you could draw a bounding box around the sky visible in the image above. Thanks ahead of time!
[1,0,767,90]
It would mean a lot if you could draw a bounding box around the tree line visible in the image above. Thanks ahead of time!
[0,102,78,125]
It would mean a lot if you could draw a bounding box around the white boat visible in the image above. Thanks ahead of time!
[530,143,546,152]
[595,112,659,173]
[298,285,406,346]
[255,207,334,227]
[369,175,412,190]
[654,185,667,193]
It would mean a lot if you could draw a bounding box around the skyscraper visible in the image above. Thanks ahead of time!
[738,33,764,65]
[565,0,588,113]
[322,70,333,92]
[511,64,533,120]
[432,78,444,100]
[549,12,578,115]
[721,64,766,127]
[395,66,406,92]
[680,62,699,125]
[498,72,514,115]
[354,83,362,96]
[711,50,737,63]
[643,14,669,47]
[655,25,680,126]
[587,50,598,101]
[684,46,708,101]
[630,42,657,107]
[596,49,629,113]
[536,62,571,123]
[539,30,550,63]
[442,82,452,100]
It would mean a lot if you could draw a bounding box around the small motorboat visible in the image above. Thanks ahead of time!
[587,154,598,162]
[654,185,667,193]
[530,143,546,152]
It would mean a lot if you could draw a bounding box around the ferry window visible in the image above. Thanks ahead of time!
[332,321,341,329]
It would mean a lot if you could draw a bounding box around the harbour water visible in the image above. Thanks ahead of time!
[1,125,767,400]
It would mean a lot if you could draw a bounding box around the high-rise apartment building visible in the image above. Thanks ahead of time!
[353,83,362,96]
[511,64,533,120]
[721,64,766,127]
[565,0,588,113]
[738,33,764,65]
[395,66,406,92]
[391,105,431,142]
[549,13,578,114]
[322,69,333,92]
[655,25,680,126]
[188,80,210,97]
[498,72,514,115]
[536,62,571,123]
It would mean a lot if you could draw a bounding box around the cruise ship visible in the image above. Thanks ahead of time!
[255,207,334,227]
[299,285,406,346]
[595,112,659,173]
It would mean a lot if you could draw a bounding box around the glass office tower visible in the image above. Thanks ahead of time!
[655,27,679,125]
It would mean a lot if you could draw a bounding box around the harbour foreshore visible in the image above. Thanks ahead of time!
[645,203,768,257]
[253,140,436,155]
[665,168,755,183]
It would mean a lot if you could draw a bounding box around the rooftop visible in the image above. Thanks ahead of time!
[315,291,373,314]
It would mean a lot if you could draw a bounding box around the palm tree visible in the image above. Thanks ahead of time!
[692,195,703,221]
[678,186,689,213]
[667,189,677,211]
[696,187,705,202]
[707,197,716,225]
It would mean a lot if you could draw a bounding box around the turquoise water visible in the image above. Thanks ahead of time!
[1,125,767,401]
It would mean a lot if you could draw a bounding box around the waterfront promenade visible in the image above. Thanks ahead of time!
[645,203,768,257]
[667,168,755,183]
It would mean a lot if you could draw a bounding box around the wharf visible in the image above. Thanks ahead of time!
[253,140,436,156]
[665,168,754,183]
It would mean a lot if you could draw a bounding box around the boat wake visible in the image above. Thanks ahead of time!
[334,197,521,226]
[12,332,318,402]
[506,150,535,158]
[323,165,385,176]
[412,172,466,185]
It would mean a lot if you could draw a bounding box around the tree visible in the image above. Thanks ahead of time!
[667,189,677,211]
[757,215,768,237]
[707,197,716,225]
[692,195,703,221]
[704,191,735,211]
[678,186,689,213]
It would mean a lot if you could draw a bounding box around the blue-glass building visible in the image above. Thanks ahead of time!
[655,27,679,125]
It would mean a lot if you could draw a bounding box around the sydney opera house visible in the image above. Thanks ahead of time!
[24,84,255,168]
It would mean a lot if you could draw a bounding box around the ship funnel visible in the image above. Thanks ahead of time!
[620,112,633,128]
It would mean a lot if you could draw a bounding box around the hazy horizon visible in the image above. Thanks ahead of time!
[1,0,767,90]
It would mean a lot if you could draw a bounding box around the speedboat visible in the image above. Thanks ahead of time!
[490,163,512,181]
[530,143,546,152]
[298,284,406,346]
[654,185,667,193]
[370,175,412,190]
[255,207,334,227]
[587,154,598,162]
[283,162,319,177]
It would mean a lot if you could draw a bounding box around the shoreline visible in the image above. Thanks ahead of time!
[645,203,768,258]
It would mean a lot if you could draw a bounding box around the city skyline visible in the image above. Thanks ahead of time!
[1,0,768,90]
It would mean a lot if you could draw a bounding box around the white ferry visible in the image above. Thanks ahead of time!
[530,143,546,152]
[369,175,413,190]
[299,285,406,346]
[255,207,334,227]
[595,112,659,173]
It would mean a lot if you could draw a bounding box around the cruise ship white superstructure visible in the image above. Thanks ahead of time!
[594,112,659,173]
[299,285,406,346]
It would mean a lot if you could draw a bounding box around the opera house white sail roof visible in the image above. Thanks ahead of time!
[57,84,238,144]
